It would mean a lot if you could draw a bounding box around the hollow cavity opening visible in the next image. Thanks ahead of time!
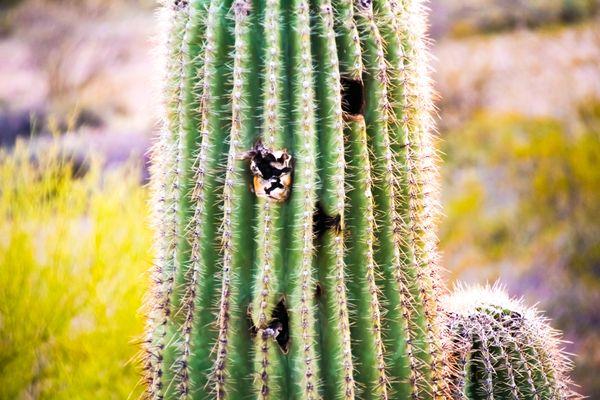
[313,203,341,237]
[315,282,323,299]
[341,78,365,116]
[270,298,290,353]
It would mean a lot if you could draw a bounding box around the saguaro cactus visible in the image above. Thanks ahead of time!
[444,286,581,400]
[144,0,447,398]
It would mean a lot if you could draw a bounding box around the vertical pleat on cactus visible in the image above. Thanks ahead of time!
[144,0,448,398]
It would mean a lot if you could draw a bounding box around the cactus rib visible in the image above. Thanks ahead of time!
[286,1,321,398]
[214,1,257,398]
[250,2,288,399]
[313,1,355,399]
[345,116,388,399]
[391,1,448,396]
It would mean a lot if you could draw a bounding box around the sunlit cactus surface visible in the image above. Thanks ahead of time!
[444,285,582,400]
[144,0,449,399]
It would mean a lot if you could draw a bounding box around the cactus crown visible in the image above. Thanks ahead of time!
[444,285,582,400]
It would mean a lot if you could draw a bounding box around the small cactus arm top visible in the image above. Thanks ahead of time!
[443,285,582,400]
[144,0,449,399]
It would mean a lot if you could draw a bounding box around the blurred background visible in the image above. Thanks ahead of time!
[0,0,598,398]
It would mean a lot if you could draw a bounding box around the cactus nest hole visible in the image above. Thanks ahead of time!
[270,298,290,353]
[341,78,365,116]
[313,203,342,236]
[315,282,323,299]
[244,142,293,203]
[248,298,290,354]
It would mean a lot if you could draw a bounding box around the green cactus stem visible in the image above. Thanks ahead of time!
[144,0,449,399]
[444,285,581,400]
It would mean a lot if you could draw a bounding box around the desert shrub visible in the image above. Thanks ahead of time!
[442,106,600,278]
[444,0,599,37]
[0,138,151,399]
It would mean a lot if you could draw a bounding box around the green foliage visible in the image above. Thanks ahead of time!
[0,139,151,399]
[442,107,600,282]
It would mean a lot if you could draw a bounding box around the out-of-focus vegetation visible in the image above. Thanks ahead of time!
[442,102,600,274]
[0,0,154,12]
[0,138,151,399]
[440,100,600,397]
[436,0,599,37]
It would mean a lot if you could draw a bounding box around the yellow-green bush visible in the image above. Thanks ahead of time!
[442,109,600,278]
[0,139,151,399]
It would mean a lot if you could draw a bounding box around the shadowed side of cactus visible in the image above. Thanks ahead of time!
[444,285,582,400]
[143,0,448,399]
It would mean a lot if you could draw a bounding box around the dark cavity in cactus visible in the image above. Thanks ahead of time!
[143,0,580,399]
[444,286,582,400]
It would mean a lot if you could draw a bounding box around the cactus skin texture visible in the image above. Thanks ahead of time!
[143,0,453,399]
[444,285,582,400]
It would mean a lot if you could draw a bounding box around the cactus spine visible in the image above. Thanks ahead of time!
[444,286,581,400]
[145,0,578,399]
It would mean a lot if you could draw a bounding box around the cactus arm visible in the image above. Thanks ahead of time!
[451,304,540,400]
[445,286,582,400]
[183,0,232,397]
[286,0,321,398]
[331,0,362,79]
[344,116,388,399]
[213,1,259,398]
[312,2,355,399]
